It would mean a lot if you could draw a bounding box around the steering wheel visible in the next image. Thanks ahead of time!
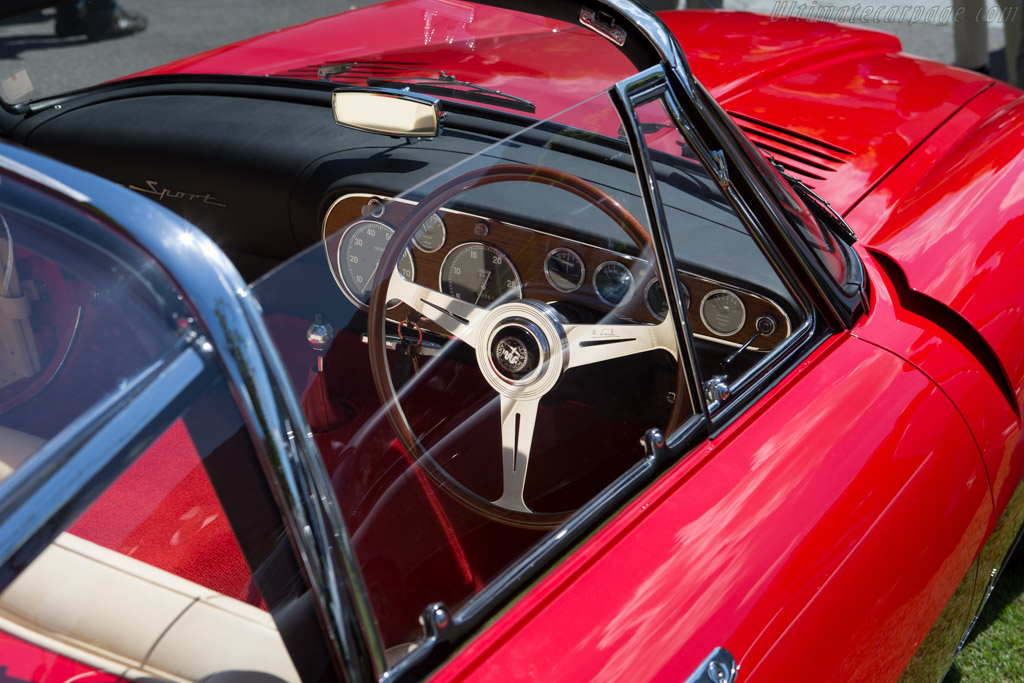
[367,164,689,529]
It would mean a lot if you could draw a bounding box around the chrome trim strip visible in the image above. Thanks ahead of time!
[0,153,90,204]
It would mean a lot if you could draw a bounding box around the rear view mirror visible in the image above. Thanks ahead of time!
[331,90,442,138]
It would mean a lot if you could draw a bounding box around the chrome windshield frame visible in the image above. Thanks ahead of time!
[0,144,387,682]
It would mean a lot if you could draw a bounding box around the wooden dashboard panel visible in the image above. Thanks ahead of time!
[323,193,791,352]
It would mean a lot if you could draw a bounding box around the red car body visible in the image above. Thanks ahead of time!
[2,1,1023,682]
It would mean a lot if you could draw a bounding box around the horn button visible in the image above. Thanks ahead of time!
[476,301,569,400]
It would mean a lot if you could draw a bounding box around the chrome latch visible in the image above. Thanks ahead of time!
[580,8,626,46]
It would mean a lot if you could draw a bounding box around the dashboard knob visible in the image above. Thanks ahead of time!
[306,314,334,373]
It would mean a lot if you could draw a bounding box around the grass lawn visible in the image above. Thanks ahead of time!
[944,544,1024,682]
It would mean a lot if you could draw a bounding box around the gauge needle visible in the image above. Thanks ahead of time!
[474,270,492,305]
[364,262,381,294]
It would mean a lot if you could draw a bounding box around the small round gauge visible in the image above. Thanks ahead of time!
[335,220,415,309]
[593,261,634,306]
[440,243,522,306]
[645,279,669,320]
[544,248,585,292]
[413,213,446,253]
[700,289,746,337]
[645,278,690,321]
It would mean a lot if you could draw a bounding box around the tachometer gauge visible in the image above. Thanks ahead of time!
[593,261,633,306]
[700,289,746,337]
[336,220,415,310]
[413,213,446,253]
[544,248,585,292]
[440,243,522,306]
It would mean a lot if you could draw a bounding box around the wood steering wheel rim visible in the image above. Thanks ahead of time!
[367,163,689,529]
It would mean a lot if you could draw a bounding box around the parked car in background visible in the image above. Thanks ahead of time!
[1,1,1024,681]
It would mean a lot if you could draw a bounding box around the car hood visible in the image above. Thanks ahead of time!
[662,11,992,216]
[138,5,991,216]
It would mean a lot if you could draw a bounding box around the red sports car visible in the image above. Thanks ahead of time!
[0,1,1022,681]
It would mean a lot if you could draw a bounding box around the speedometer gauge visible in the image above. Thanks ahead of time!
[335,220,414,310]
[440,243,522,306]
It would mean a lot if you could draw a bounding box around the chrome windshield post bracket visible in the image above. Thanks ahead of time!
[642,428,667,465]
[685,647,738,683]
[711,150,730,189]
[704,375,731,409]
[580,8,628,46]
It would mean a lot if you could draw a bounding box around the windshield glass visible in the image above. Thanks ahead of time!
[0,0,636,115]
[243,56,806,668]
[249,82,687,652]
[1,1,815,670]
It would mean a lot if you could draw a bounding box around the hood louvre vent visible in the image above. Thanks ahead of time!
[729,111,852,187]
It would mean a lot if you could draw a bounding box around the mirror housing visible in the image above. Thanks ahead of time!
[331,89,443,138]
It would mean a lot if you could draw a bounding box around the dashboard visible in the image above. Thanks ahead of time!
[323,193,792,353]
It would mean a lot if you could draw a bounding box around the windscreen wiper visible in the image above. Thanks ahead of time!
[319,62,536,114]
[767,154,857,245]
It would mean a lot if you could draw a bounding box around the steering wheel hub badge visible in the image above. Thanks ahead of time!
[476,301,569,400]
[494,335,529,374]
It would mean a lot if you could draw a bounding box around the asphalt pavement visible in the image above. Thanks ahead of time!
[0,0,1004,102]
[0,1,376,100]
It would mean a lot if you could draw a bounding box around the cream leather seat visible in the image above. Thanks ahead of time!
[0,424,44,481]
[0,532,300,682]
[0,426,299,682]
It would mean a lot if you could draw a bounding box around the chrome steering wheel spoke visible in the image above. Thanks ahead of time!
[492,395,540,514]
[564,318,677,370]
[386,267,485,347]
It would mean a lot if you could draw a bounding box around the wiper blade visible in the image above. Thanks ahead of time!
[767,154,857,246]
[365,77,537,114]
[319,62,536,114]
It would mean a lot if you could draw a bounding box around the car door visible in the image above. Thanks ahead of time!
[421,67,997,683]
